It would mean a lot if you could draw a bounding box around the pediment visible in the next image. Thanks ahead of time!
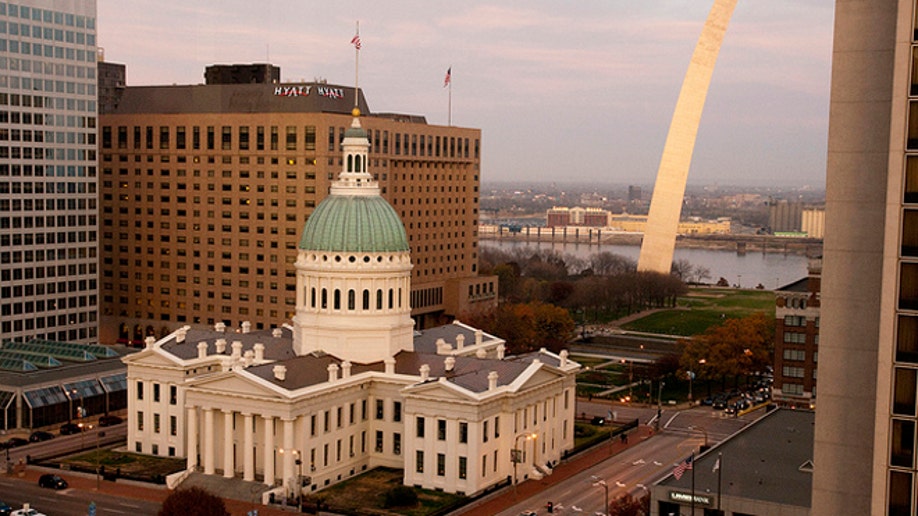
[123,348,182,368]
[514,366,564,392]
[401,379,477,402]
[188,370,287,400]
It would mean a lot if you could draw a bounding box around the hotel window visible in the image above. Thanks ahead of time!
[416,416,425,438]
[437,419,446,440]
[239,126,249,150]
[891,419,916,468]
[256,126,264,150]
[285,126,296,151]
[416,451,424,473]
[305,126,316,151]
[894,367,918,416]
[176,127,186,149]
[221,126,231,150]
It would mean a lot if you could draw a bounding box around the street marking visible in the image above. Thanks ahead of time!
[118,503,142,509]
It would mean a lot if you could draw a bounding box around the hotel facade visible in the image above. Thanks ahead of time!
[98,68,496,344]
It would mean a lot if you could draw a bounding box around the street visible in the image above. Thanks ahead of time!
[0,475,162,516]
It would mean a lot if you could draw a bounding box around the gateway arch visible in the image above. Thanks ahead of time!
[637,0,738,274]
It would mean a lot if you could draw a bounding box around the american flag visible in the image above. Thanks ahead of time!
[673,454,693,480]
[351,34,361,50]
[443,67,451,88]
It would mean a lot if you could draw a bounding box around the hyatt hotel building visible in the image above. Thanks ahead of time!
[98,65,496,345]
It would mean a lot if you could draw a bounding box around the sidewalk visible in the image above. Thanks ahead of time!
[454,425,655,516]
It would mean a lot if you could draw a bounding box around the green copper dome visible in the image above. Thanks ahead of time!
[299,194,409,253]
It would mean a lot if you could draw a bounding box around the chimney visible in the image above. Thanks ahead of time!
[144,336,155,349]
[215,322,226,333]
[341,361,352,378]
[243,350,254,367]
[436,338,450,354]
[176,327,187,343]
[385,357,396,375]
[327,363,339,382]
[253,343,265,362]
[475,329,483,346]
[496,343,505,360]
[215,339,227,354]
[559,349,569,367]
[488,371,499,391]
[241,321,251,334]
[420,364,430,381]
[444,356,456,372]
[456,334,465,350]
[272,328,283,338]
[273,365,287,381]
[197,341,208,359]
[476,348,487,359]
[231,340,243,359]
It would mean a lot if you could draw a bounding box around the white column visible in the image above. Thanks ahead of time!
[186,406,197,471]
[263,415,275,486]
[243,413,254,481]
[203,408,215,475]
[282,417,295,491]
[223,410,234,478]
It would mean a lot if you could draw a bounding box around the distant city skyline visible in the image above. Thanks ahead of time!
[97,1,833,187]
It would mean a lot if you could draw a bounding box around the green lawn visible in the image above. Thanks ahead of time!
[60,449,185,481]
[305,467,465,516]
[621,287,774,336]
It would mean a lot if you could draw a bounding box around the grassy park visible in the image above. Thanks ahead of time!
[620,287,774,336]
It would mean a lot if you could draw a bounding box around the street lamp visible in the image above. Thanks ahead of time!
[95,429,104,490]
[278,448,302,509]
[591,475,609,516]
[656,381,665,432]
[512,432,537,493]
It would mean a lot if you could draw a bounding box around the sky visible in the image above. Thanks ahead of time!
[97,1,834,188]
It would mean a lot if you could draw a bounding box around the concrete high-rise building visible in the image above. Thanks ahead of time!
[98,68,496,344]
[813,2,918,515]
[0,0,99,344]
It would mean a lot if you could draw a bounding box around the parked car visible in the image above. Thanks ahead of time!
[0,500,12,516]
[2,437,28,449]
[28,431,54,443]
[37,474,67,489]
[98,415,123,427]
[59,422,81,435]
[11,508,46,516]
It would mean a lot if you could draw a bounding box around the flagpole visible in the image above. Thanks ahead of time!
[448,69,452,126]
[353,21,360,111]
[691,452,696,516]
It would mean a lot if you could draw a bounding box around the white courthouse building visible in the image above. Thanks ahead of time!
[122,110,579,498]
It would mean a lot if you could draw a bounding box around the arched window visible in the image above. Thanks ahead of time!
[334,289,341,310]
[321,289,328,309]
[363,290,370,310]
[347,154,353,172]
[376,289,383,310]
[348,289,356,310]
[388,289,394,309]
[355,155,362,172]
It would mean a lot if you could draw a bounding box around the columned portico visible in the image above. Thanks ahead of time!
[223,410,234,478]
[282,417,295,490]
[186,406,197,470]
[204,407,215,475]
[263,415,275,486]
[243,413,255,481]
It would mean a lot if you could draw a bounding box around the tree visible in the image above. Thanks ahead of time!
[608,493,650,516]
[159,486,229,516]
[680,312,774,387]
[460,301,576,354]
